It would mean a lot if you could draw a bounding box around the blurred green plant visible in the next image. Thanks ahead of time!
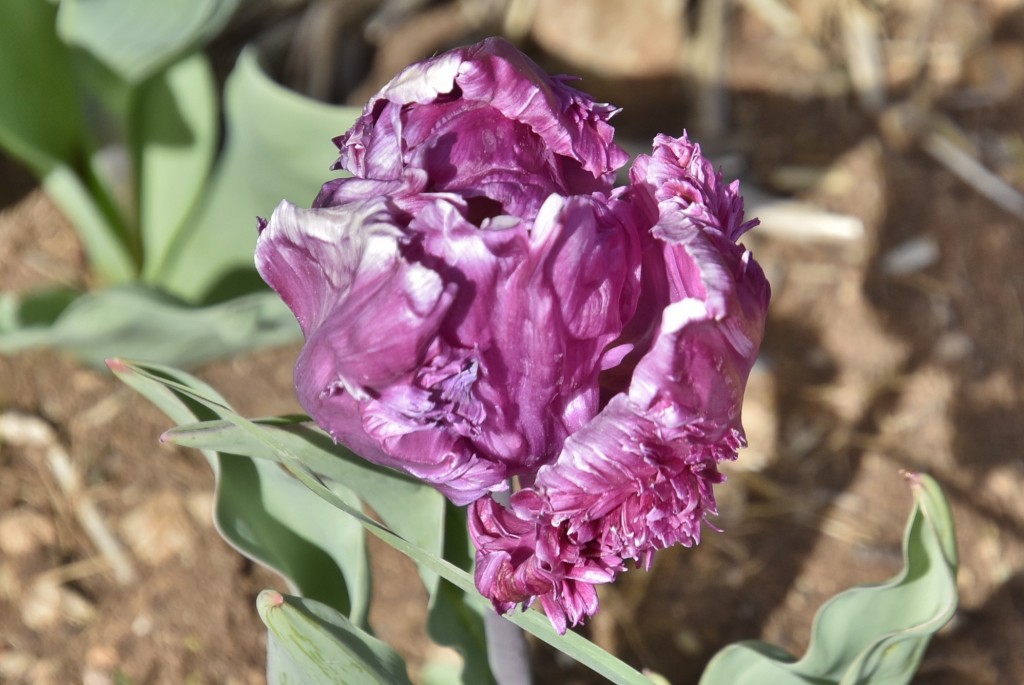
[698,471,958,685]
[113,358,959,685]
[0,0,361,366]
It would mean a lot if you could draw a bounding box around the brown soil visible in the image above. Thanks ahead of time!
[3,2,1024,684]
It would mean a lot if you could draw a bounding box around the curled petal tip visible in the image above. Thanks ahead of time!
[255,38,768,625]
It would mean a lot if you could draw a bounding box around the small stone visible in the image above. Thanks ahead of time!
[60,584,96,625]
[21,580,96,631]
[0,650,35,680]
[85,645,117,670]
[0,509,56,556]
[21,580,61,630]
[131,614,153,637]
[83,645,118,685]
[120,491,197,565]
[185,491,215,528]
[673,627,704,656]
[880,236,940,275]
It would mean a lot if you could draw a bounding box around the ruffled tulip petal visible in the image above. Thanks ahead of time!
[335,37,628,207]
[469,493,623,634]
[255,37,770,635]
[631,132,759,242]
[369,193,644,486]
[464,132,769,632]
[255,199,409,338]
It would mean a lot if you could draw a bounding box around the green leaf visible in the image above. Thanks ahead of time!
[164,415,447,596]
[133,52,218,282]
[113,360,657,685]
[167,418,491,683]
[109,360,370,624]
[229,455,371,624]
[69,51,138,266]
[0,0,81,173]
[0,288,80,331]
[43,164,137,283]
[424,503,496,685]
[0,284,300,368]
[698,473,958,685]
[56,0,240,84]
[156,45,362,302]
[427,581,496,685]
[0,0,135,281]
[259,591,413,685]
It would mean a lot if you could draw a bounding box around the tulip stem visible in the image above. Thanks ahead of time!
[485,609,534,685]
[485,485,534,685]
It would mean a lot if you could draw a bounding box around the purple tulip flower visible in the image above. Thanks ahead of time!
[255,37,770,633]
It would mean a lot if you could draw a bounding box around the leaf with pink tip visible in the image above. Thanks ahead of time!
[698,473,958,685]
[258,590,413,685]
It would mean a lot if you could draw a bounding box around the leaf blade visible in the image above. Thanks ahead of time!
[163,415,446,595]
[56,0,240,83]
[259,591,413,685]
[0,285,300,367]
[108,359,370,623]
[155,46,361,301]
[133,52,219,282]
[115,359,657,685]
[698,473,958,685]
[0,0,81,173]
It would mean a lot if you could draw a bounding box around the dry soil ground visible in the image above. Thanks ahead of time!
[3,2,1024,684]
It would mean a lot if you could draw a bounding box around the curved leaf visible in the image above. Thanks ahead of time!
[43,165,137,282]
[166,417,491,683]
[699,473,958,685]
[156,46,361,301]
[227,456,371,625]
[56,0,240,83]
[0,0,135,281]
[425,503,497,685]
[108,359,370,624]
[162,415,446,595]
[133,52,218,282]
[0,0,81,173]
[0,284,299,368]
[0,288,79,332]
[259,591,413,685]
[114,360,657,685]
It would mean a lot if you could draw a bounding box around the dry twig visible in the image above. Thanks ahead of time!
[0,412,136,585]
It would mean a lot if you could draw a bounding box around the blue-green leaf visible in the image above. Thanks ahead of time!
[427,580,496,685]
[163,415,446,595]
[113,359,657,685]
[0,284,299,368]
[42,165,137,283]
[133,52,218,282]
[167,418,494,684]
[0,0,135,282]
[425,503,496,685]
[108,359,369,624]
[155,45,361,302]
[259,591,413,685]
[56,0,240,84]
[698,473,958,685]
[0,288,79,331]
[0,0,81,173]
